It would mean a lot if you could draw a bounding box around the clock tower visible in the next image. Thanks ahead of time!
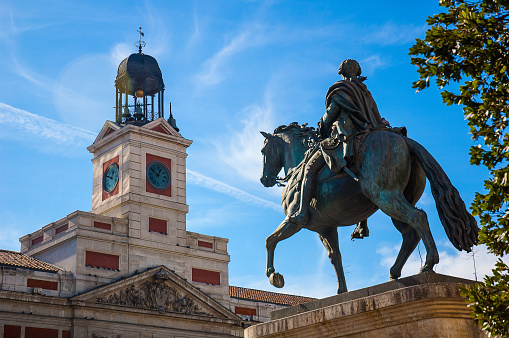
[10,39,227,305]
[87,43,192,244]
[78,43,231,303]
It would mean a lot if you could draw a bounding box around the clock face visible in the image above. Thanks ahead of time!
[103,163,119,193]
[147,161,171,190]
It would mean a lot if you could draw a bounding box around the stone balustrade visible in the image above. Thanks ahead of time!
[20,210,128,253]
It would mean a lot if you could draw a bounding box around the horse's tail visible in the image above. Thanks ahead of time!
[405,137,478,252]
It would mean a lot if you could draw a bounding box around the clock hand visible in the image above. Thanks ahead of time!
[150,167,159,177]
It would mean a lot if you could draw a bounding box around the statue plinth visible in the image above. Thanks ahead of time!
[244,272,488,338]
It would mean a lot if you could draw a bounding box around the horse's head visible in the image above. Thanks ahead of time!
[260,131,284,187]
[260,123,318,187]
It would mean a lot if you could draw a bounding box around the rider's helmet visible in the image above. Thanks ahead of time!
[338,59,361,78]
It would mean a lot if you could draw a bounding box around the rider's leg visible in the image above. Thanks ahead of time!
[288,151,325,226]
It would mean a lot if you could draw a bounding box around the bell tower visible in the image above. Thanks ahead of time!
[87,31,189,246]
[20,31,231,307]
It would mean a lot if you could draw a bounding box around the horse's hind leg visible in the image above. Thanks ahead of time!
[389,219,420,280]
[318,227,347,294]
[376,192,439,274]
[266,219,303,286]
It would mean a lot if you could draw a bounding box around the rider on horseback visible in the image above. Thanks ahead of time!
[287,59,387,239]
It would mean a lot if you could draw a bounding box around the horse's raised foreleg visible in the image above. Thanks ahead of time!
[318,227,347,294]
[389,218,420,280]
[376,192,439,275]
[266,219,303,288]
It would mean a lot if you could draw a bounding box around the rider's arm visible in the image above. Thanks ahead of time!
[318,98,342,139]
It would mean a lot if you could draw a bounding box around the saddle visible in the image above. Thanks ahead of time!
[280,125,408,206]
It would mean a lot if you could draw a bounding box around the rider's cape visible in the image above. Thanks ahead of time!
[324,78,383,133]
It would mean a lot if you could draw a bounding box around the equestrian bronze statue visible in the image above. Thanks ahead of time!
[259,59,478,294]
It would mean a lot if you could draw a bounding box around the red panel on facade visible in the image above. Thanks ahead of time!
[55,224,68,235]
[31,236,43,246]
[94,221,112,230]
[85,251,119,270]
[25,327,58,338]
[198,240,213,249]
[149,217,167,234]
[146,153,172,197]
[27,278,58,291]
[4,325,21,338]
[62,330,71,338]
[151,125,169,134]
[102,155,120,201]
[235,306,257,316]
[192,268,220,285]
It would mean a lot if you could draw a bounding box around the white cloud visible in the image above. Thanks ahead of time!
[195,32,250,86]
[360,55,387,76]
[0,222,23,252]
[111,43,132,66]
[187,169,280,211]
[0,5,58,40]
[53,54,117,131]
[215,101,276,183]
[377,241,503,281]
[138,2,170,58]
[0,102,96,146]
[363,22,427,46]
[415,190,433,207]
[9,53,54,90]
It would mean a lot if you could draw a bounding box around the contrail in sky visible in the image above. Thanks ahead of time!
[187,170,280,211]
[0,102,278,210]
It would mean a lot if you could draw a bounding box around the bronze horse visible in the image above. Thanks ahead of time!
[260,122,478,294]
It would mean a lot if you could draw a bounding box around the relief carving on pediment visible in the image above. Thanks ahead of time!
[97,272,212,316]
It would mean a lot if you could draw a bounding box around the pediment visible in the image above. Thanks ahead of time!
[71,266,240,320]
[92,120,120,144]
[144,117,181,137]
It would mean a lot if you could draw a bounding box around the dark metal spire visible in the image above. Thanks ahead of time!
[168,102,179,132]
[135,27,146,54]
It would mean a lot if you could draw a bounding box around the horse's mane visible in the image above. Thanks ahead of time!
[275,122,316,140]
[273,122,315,134]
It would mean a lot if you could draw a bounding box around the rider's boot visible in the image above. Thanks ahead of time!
[351,219,369,239]
[287,173,315,227]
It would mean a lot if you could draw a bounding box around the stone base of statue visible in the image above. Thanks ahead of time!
[244,272,488,338]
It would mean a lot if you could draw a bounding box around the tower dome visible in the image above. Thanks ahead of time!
[114,28,169,126]
[115,53,164,97]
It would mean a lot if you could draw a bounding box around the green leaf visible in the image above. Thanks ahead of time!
[410,1,509,336]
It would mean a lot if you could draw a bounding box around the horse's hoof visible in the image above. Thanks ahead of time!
[418,267,436,274]
[269,272,285,288]
[389,275,399,281]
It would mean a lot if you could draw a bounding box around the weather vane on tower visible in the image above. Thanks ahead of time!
[135,26,145,54]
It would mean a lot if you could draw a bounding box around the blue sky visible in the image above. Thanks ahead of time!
[0,0,499,298]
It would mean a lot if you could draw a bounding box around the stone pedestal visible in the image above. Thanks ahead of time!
[244,273,487,338]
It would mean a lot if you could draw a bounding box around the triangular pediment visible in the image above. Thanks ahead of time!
[144,117,181,137]
[71,266,240,320]
[92,120,121,144]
